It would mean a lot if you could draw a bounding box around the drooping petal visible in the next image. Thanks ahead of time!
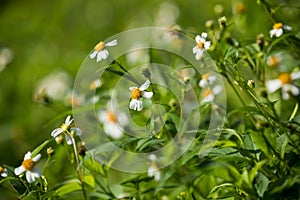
[139,80,151,91]
[136,100,143,111]
[51,128,63,138]
[65,134,73,145]
[89,51,98,59]
[195,35,201,43]
[129,99,137,110]
[105,39,117,47]
[14,166,25,176]
[192,46,199,54]
[96,52,103,62]
[269,29,277,38]
[266,79,282,93]
[282,84,299,96]
[26,171,35,183]
[32,154,41,163]
[195,50,204,60]
[71,127,82,136]
[100,49,109,60]
[142,91,153,99]
[204,41,211,49]
[275,29,283,37]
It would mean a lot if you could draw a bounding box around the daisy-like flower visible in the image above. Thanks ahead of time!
[192,32,211,60]
[267,53,282,68]
[89,40,117,62]
[199,73,217,88]
[201,85,222,103]
[269,22,292,38]
[14,152,42,183]
[129,80,153,111]
[51,115,82,145]
[89,79,102,90]
[147,154,161,181]
[98,106,128,139]
[0,166,8,177]
[266,71,300,100]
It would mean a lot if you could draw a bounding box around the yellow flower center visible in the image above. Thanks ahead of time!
[61,123,69,132]
[108,111,117,123]
[22,159,35,171]
[94,41,105,51]
[273,23,283,30]
[131,88,141,99]
[278,73,291,84]
[202,73,210,80]
[0,166,3,173]
[203,89,212,97]
[197,41,204,48]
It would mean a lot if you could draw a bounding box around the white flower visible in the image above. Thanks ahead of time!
[201,85,222,103]
[199,73,217,88]
[267,53,282,67]
[90,40,117,62]
[147,154,161,181]
[192,33,211,60]
[269,23,292,38]
[89,79,102,90]
[0,166,8,177]
[14,152,42,183]
[266,71,300,100]
[51,115,82,145]
[98,107,128,139]
[129,80,153,111]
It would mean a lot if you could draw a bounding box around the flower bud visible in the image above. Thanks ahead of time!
[47,147,55,156]
[247,80,255,88]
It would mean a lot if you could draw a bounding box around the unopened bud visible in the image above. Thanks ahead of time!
[55,135,64,144]
[247,80,255,88]
[47,147,55,155]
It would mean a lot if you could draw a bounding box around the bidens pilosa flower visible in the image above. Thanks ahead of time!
[51,115,82,145]
[129,80,153,111]
[199,73,216,88]
[90,40,117,62]
[266,71,300,100]
[98,103,128,139]
[14,151,42,183]
[269,22,292,38]
[201,85,222,103]
[192,32,211,60]
[0,166,8,177]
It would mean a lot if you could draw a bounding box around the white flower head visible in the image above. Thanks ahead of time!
[201,85,222,103]
[51,115,82,145]
[148,163,161,181]
[98,103,128,139]
[199,73,217,88]
[129,80,153,111]
[266,71,300,100]
[90,40,117,62]
[192,32,211,60]
[269,23,292,38]
[89,79,102,90]
[0,166,8,177]
[14,151,42,183]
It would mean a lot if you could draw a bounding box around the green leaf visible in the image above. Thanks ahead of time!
[249,130,272,159]
[136,138,165,152]
[254,172,269,198]
[55,180,82,197]
[31,139,52,158]
[276,133,289,159]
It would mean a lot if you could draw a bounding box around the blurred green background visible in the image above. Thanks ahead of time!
[0,0,299,173]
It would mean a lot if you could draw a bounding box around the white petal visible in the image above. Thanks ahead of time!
[51,128,63,137]
[65,115,73,126]
[1,169,8,177]
[269,29,276,38]
[148,154,157,161]
[71,127,82,136]
[96,52,103,62]
[283,25,292,31]
[26,171,35,183]
[195,50,204,60]
[98,110,108,123]
[89,51,97,59]
[291,71,300,80]
[204,41,211,49]
[65,134,73,145]
[142,91,153,99]
[105,39,117,47]
[137,100,143,111]
[100,49,109,59]
[129,99,137,110]
[129,86,138,91]
[154,171,161,181]
[266,79,282,93]
[212,85,223,95]
[282,84,299,96]
[195,35,201,43]
[201,32,208,39]
[139,80,151,91]
[105,123,123,139]
[32,154,41,162]
[14,166,25,175]
[192,46,199,54]
[24,152,32,160]
[118,112,128,126]
[275,29,283,37]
